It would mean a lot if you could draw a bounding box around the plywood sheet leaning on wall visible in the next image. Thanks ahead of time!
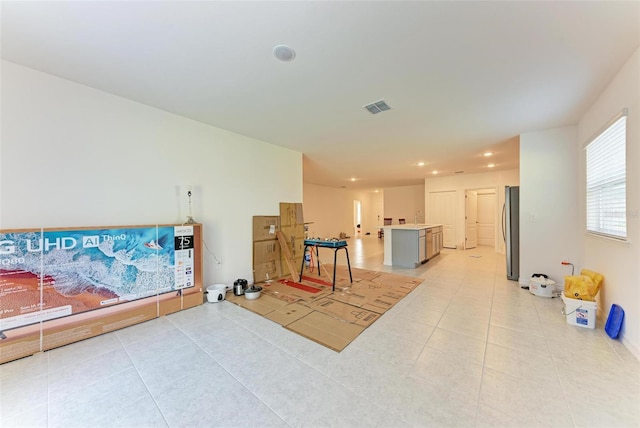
[279,203,305,278]
[0,223,203,364]
[276,231,300,283]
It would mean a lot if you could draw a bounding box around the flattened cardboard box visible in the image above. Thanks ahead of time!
[0,223,204,364]
[334,265,381,282]
[376,272,422,293]
[330,288,369,308]
[263,303,314,326]
[225,293,289,316]
[309,297,381,327]
[228,258,425,353]
[349,279,413,298]
[330,265,420,293]
[340,273,420,299]
[348,279,385,295]
[332,275,359,290]
[360,293,403,314]
[279,202,304,228]
[286,311,365,352]
[253,240,282,284]
[253,216,280,242]
[260,279,331,304]
[329,279,412,313]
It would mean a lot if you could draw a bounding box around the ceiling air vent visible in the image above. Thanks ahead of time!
[455,170,465,174]
[363,99,391,115]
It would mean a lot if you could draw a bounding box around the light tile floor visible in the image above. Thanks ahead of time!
[1,237,639,427]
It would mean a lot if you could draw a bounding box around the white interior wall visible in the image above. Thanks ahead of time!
[382,184,425,225]
[302,183,372,238]
[519,126,580,287]
[577,47,640,359]
[424,170,519,252]
[0,61,303,287]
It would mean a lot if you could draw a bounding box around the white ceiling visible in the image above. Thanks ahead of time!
[2,1,638,190]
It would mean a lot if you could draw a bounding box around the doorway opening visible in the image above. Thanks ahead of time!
[353,200,362,237]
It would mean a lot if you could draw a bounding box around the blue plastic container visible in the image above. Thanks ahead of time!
[605,304,624,339]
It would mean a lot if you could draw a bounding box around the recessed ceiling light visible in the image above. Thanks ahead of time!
[273,45,296,62]
[418,162,425,167]
[432,170,438,175]
[483,152,493,157]
[488,163,495,168]
[350,178,356,182]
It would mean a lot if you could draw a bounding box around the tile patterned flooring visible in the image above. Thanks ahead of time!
[1,237,638,427]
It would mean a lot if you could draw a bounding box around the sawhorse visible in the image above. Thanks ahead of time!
[300,240,353,292]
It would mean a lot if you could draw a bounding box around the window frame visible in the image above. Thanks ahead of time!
[584,109,628,241]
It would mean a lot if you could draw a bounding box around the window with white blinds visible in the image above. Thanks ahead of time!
[585,114,626,240]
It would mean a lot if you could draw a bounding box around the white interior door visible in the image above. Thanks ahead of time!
[465,190,478,249]
[428,191,456,248]
[477,192,496,247]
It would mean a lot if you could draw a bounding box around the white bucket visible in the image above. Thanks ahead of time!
[529,277,557,298]
[562,295,597,329]
[206,284,227,303]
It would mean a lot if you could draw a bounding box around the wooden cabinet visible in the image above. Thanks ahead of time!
[384,224,444,267]
[391,228,424,268]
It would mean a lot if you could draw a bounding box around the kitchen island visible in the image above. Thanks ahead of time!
[382,224,443,268]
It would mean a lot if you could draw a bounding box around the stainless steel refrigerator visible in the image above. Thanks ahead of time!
[502,186,519,281]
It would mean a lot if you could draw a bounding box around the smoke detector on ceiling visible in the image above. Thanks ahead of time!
[273,45,296,62]
[363,99,391,114]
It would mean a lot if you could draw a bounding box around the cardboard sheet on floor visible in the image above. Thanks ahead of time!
[260,279,330,304]
[326,265,421,293]
[376,273,422,293]
[330,288,369,307]
[230,251,425,352]
[309,298,380,327]
[328,276,418,313]
[333,265,381,282]
[263,303,314,326]
[361,295,402,314]
[286,311,365,352]
[225,293,289,316]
